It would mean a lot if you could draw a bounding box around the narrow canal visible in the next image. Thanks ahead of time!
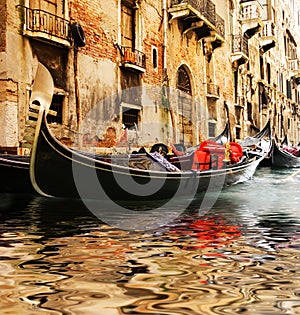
[0,167,300,314]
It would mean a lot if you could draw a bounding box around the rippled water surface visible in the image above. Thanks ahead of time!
[1,168,300,314]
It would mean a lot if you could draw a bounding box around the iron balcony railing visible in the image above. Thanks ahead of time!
[171,0,224,38]
[215,13,225,38]
[121,46,146,70]
[17,5,70,42]
[232,35,249,56]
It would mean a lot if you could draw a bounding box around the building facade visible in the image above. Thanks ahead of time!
[0,0,300,153]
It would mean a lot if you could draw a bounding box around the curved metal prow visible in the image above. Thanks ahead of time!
[29,63,55,198]
[30,62,54,114]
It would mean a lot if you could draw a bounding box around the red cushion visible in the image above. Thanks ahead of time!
[229,142,243,163]
[192,150,211,170]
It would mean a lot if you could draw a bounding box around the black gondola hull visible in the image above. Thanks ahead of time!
[272,141,300,168]
[0,155,34,193]
[30,116,269,202]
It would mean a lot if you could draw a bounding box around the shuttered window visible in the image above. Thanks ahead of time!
[121,2,135,48]
[29,0,66,16]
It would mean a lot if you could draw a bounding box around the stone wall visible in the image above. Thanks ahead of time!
[0,1,6,52]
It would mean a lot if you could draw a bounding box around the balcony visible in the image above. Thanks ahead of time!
[289,59,299,72]
[240,1,263,38]
[120,47,146,73]
[231,35,249,67]
[206,83,220,99]
[17,6,70,47]
[292,73,300,85]
[259,21,276,53]
[169,0,225,50]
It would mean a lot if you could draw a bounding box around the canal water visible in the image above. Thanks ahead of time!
[1,167,300,315]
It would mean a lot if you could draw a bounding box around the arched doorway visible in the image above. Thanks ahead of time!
[176,65,193,147]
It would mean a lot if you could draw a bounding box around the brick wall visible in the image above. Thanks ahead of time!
[142,2,163,87]
[0,79,18,103]
[69,0,117,61]
[69,0,163,83]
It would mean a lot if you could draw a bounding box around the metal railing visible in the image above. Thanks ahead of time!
[171,0,225,38]
[215,13,225,38]
[121,46,146,70]
[232,35,249,56]
[17,5,70,41]
[199,0,216,26]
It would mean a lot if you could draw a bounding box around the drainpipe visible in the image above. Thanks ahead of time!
[163,0,176,141]
[74,46,82,148]
[162,0,167,72]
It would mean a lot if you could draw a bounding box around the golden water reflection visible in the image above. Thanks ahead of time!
[1,212,300,315]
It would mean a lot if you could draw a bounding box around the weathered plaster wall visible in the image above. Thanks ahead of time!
[0,1,36,147]
[69,0,120,138]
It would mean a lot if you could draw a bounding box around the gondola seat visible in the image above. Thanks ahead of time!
[192,140,244,171]
[192,140,225,170]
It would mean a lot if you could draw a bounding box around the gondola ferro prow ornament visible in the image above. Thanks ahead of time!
[23,63,56,150]
[29,63,54,115]
[29,62,55,198]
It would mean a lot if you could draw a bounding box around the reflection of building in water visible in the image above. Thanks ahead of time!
[1,0,300,152]
[1,203,300,314]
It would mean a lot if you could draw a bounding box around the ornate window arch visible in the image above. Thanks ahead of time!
[176,65,192,95]
[176,65,193,146]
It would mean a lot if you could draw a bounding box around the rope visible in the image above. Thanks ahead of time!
[281,169,300,181]
[273,169,300,183]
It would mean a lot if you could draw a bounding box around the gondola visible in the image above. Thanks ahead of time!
[271,136,300,168]
[0,115,228,197]
[29,63,272,202]
[0,154,33,193]
[238,121,273,167]
[185,122,230,154]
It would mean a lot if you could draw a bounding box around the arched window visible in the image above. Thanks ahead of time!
[176,65,193,146]
[177,66,192,95]
[152,46,158,69]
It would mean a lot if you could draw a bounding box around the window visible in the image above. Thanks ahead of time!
[121,1,135,49]
[260,56,264,79]
[247,101,252,122]
[122,107,140,129]
[29,0,66,16]
[208,122,216,138]
[152,46,158,69]
[236,126,241,139]
[177,66,193,146]
[177,66,192,95]
[286,80,292,100]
